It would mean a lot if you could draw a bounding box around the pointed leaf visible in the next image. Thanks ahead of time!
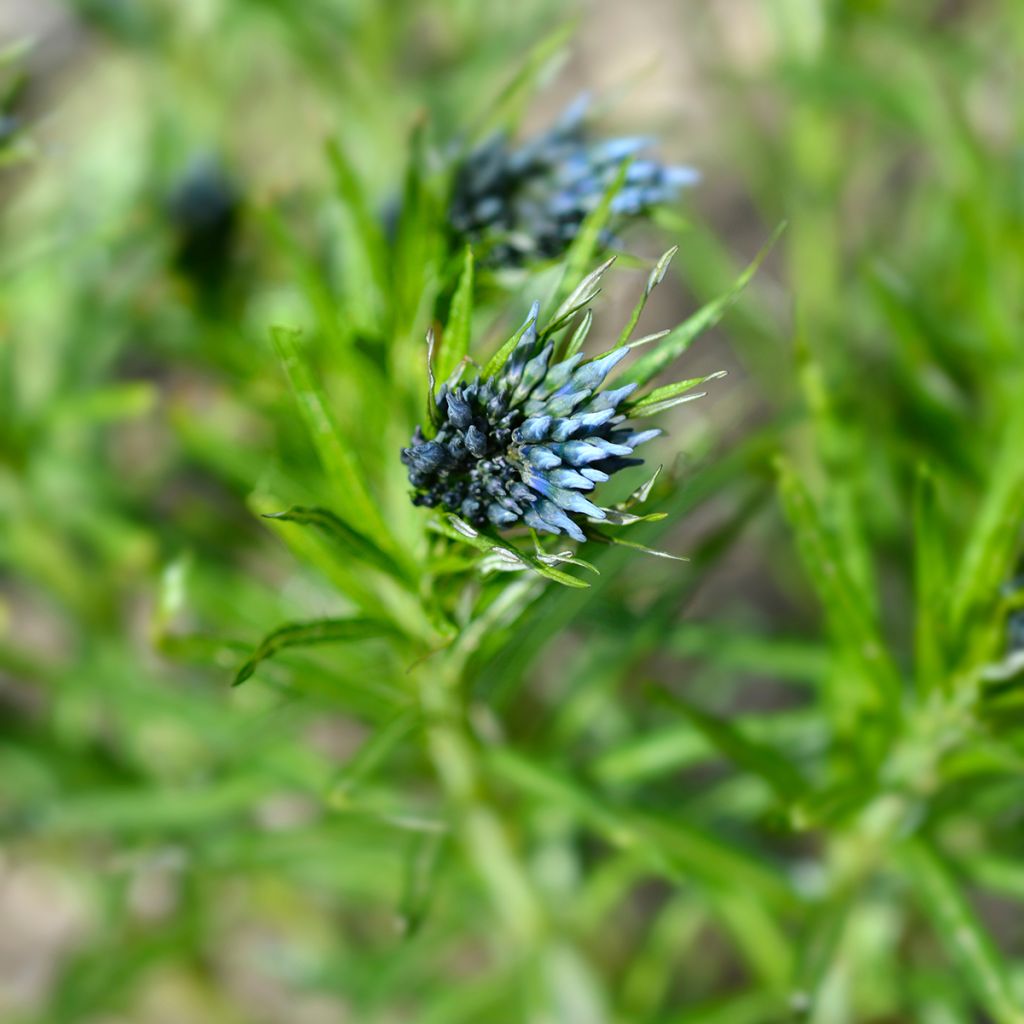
[234,617,396,686]
[622,224,783,388]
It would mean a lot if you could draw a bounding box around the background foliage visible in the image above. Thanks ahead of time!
[2,2,1023,1022]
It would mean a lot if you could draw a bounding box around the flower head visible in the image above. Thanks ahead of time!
[449,96,697,268]
[402,302,661,544]
[167,156,240,291]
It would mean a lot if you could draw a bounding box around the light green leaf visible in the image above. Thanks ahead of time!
[903,839,1024,1024]
[263,506,412,585]
[439,245,475,385]
[614,245,678,349]
[776,458,903,721]
[653,686,807,801]
[271,326,390,542]
[234,617,396,686]
[626,371,727,418]
[434,514,589,588]
[622,224,783,388]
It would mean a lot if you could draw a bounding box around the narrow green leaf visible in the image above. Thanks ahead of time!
[270,326,390,541]
[468,22,576,140]
[776,458,903,719]
[263,506,411,585]
[563,307,593,359]
[234,617,396,686]
[436,514,589,588]
[545,256,616,338]
[261,210,353,350]
[482,303,540,380]
[549,159,631,321]
[626,371,727,418]
[614,245,678,349]
[623,224,784,388]
[913,463,949,695]
[951,401,1024,651]
[653,686,807,801]
[587,528,686,561]
[903,839,1024,1024]
[325,136,389,324]
[439,246,475,384]
[49,382,156,425]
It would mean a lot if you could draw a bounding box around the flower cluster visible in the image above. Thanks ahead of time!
[402,303,659,543]
[167,156,240,291]
[449,96,697,268]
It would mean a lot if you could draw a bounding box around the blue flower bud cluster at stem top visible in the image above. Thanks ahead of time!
[401,303,659,543]
[449,96,698,268]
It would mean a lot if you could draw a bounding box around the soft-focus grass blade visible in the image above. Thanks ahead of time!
[903,840,1024,1024]
[776,458,903,724]
[653,686,808,802]
[950,401,1024,656]
[325,136,389,327]
[234,617,396,686]
[439,245,474,384]
[913,463,949,695]
[271,326,390,543]
[467,21,575,139]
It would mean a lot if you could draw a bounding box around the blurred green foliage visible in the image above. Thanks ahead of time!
[2,1,1024,1022]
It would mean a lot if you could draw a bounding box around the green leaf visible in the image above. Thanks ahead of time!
[653,686,807,802]
[614,245,678,349]
[48,382,156,425]
[263,506,412,586]
[775,458,903,721]
[439,245,475,385]
[913,463,949,695]
[903,839,1024,1024]
[626,371,727,418]
[270,326,390,542]
[563,307,593,360]
[234,617,396,686]
[586,528,686,561]
[434,514,589,588]
[325,136,389,325]
[482,303,540,380]
[544,256,616,338]
[622,224,783,388]
[467,21,576,140]
[950,400,1024,654]
[549,159,630,321]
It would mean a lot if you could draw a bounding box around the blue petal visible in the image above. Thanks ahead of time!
[547,467,595,490]
[536,389,592,418]
[585,382,638,412]
[445,393,472,429]
[521,445,561,470]
[515,415,553,443]
[525,500,586,542]
[560,349,629,394]
[465,425,488,457]
[549,440,607,465]
[549,486,605,519]
[487,503,519,527]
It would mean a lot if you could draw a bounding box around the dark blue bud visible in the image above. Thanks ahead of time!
[516,416,553,443]
[446,393,473,429]
[465,425,488,458]
[522,445,561,470]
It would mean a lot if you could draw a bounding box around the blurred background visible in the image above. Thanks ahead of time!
[2,1,1023,1022]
